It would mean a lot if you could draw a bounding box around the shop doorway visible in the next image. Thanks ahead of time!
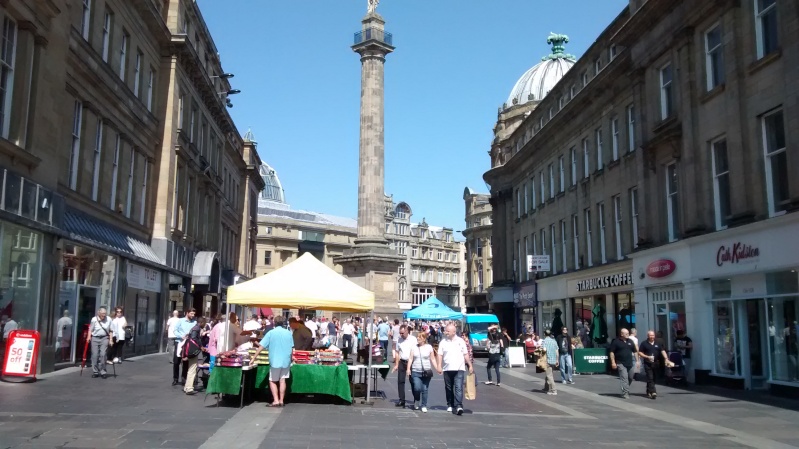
[72,286,99,363]
[745,299,767,389]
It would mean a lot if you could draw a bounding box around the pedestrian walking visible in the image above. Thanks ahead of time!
[328,317,338,346]
[484,324,503,386]
[87,307,114,379]
[250,316,293,407]
[182,316,204,395]
[555,326,575,384]
[392,325,414,408]
[172,308,196,386]
[638,330,675,399]
[437,324,473,415]
[108,307,128,364]
[609,328,638,399]
[406,331,439,413]
[377,319,390,360]
[341,319,355,361]
[165,310,179,362]
[500,327,511,368]
[541,330,559,395]
[390,319,401,362]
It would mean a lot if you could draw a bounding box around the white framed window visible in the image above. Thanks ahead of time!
[594,58,601,75]
[666,163,680,241]
[189,107,196,142]
[530,177,536,211]
[539,171,545,204]
[444,271,450,285]
[452,272,458,285]
[611,118,619,160]
[560,220,567,273]
[570,84,576,99]
[627,105,635,153]
[119,31,128,81]
[558,156,565,192]
[762,110,787,216]
[126,148,135,218]
[411,247,418,258]
[595,128,604,170]
[541,229,547,261]
[711,138,731,229]
[610,44,618,60]
[69,100,83,190]
[139,162,148,224]
[91,119,103,201]
[101,11,112,63]
[582,71,588,87]
[613,195,623,260]
[398,281,406,302]
[398,264,405,276]
[660,63,673,120]
[412,268,419,282]
[110,133,120,209]
[437,250,443,261]
[524,236,529,281]
[572,214,580,270]
[705,23,724,90]
[539,117,544,129]
[570,147,577,186]
[146,68,154,111]
[523,182,528,212]
[598,202,607,264]
[516,188,521,219]
[531,232,537,256]
[550,224,557,275]
[81,0,92,41]
[515,239,521,279]
[133,50,142,97]
[583,138,590,178]
[437,271,443,284]
[548,163,554,198]
[754,0,779,59]
[0,16,17,139]
[630,187,639,248]
[549,107,553,119]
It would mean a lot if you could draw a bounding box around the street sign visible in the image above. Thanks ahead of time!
[527,255,550,272]
[1,330,40,383]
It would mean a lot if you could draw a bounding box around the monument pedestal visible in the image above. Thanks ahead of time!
[336,243,403,316]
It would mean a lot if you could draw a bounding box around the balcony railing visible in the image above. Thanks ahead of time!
[354,27,393,46]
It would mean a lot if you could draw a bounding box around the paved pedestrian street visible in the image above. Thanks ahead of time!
[0,354,797,449]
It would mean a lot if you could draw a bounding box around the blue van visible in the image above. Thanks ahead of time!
[462,313,500,355]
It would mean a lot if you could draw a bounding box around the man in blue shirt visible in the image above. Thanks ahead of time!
[377,318,390,361]
[172,308,196,386]
[250,315,293,407]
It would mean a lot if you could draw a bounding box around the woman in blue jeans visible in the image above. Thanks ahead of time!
[406,332,440,413]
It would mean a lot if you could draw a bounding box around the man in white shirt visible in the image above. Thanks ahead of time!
[437,324,473,416]
[2,315,18,341]
[305,317,319,339]
[166,311,180,362]
[341,319,355,360]
[392,325,415,408]
[243,314,261,333]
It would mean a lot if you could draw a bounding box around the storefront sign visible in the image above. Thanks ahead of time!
[1,330,40,382]
[127,263,161,293]
[646,259,676,278]
[527,255,550,272]
[573,348,608,374]
[575,272,633,292]
[716,242,760,267]
[513,284,536,308]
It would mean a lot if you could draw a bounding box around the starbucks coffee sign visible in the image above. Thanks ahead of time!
[574,272,633,292]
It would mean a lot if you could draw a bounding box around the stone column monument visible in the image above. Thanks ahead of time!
[336,5,403,316]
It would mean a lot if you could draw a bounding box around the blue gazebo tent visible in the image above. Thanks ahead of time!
[403,297,463,320]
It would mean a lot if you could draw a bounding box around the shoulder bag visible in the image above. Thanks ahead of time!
[418,346,434,379]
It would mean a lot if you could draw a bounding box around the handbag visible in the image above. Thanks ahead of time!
[417,346,434,378]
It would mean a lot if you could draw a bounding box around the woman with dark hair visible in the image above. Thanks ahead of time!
[484,324,503,386]
[109,307,128,364]
[406,331,439,413]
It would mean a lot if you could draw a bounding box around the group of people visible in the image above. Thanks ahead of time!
[85,306,130,379]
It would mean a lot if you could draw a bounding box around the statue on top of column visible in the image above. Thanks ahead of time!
[367,0,380,14]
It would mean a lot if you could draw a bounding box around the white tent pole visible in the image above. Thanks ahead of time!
[366,311,373,403]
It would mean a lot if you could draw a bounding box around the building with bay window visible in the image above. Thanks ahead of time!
[483,0,799,394]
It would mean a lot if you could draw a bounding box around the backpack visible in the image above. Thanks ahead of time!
[181,325,202,359]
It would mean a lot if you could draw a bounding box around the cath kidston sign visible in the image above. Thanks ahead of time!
[2,330,40,382]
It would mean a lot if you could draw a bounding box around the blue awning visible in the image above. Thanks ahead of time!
[404,297,463,320]
[63,208,163,265]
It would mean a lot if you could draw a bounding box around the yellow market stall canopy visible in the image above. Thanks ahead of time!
[227,252,375,312]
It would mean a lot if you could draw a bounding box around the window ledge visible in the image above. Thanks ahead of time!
[700,83,726,104]
[0,138,41,169]
[556,191,566,199]
[653,115,679,135]
[521,213,529,219]
[623,150,636,161]
[514,218,521,223]
[593,168,605,178]
[748,48,782,75]
[568,185,577,192]
[546,198,556,205]
[580,177,590,185]
[607,159,621,169]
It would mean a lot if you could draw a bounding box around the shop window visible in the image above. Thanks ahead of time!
[615,293,635,334]
[713,301,740,376]
[766,270,798,295]
[0,223,43,342]
[573,296,595,346]
[653,295,685,351]
[766,296,799,382]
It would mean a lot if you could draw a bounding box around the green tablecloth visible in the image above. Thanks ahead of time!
[206,366,243,395]
[289,364,352,403]
[254,364,271,389]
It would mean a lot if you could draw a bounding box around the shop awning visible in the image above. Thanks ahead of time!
[404,297,463,320]
[63,209,162,265]
[227,252,374,312]
[192,251,220,292]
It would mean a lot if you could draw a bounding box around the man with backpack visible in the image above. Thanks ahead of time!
[181,315,204,395]
[172,308,196,387]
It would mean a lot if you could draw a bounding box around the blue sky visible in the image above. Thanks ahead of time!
[197,0,628,233]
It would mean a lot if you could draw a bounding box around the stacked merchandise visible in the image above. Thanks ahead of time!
[215,349,245,368]
[248,348,270,365]
[292,350,315,365]
[371,343,384,364]
[317,350,344,366]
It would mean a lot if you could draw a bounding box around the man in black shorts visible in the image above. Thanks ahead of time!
[638,330,674,399]
[609,328,637,399]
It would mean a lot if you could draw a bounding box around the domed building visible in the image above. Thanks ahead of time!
[490,34,576,168]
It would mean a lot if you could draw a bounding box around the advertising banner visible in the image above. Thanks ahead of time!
[1,330,40,382]
[573,348,608,374]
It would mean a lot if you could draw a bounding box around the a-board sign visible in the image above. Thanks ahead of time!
[1,330,40,383]
[505,346,527,368]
